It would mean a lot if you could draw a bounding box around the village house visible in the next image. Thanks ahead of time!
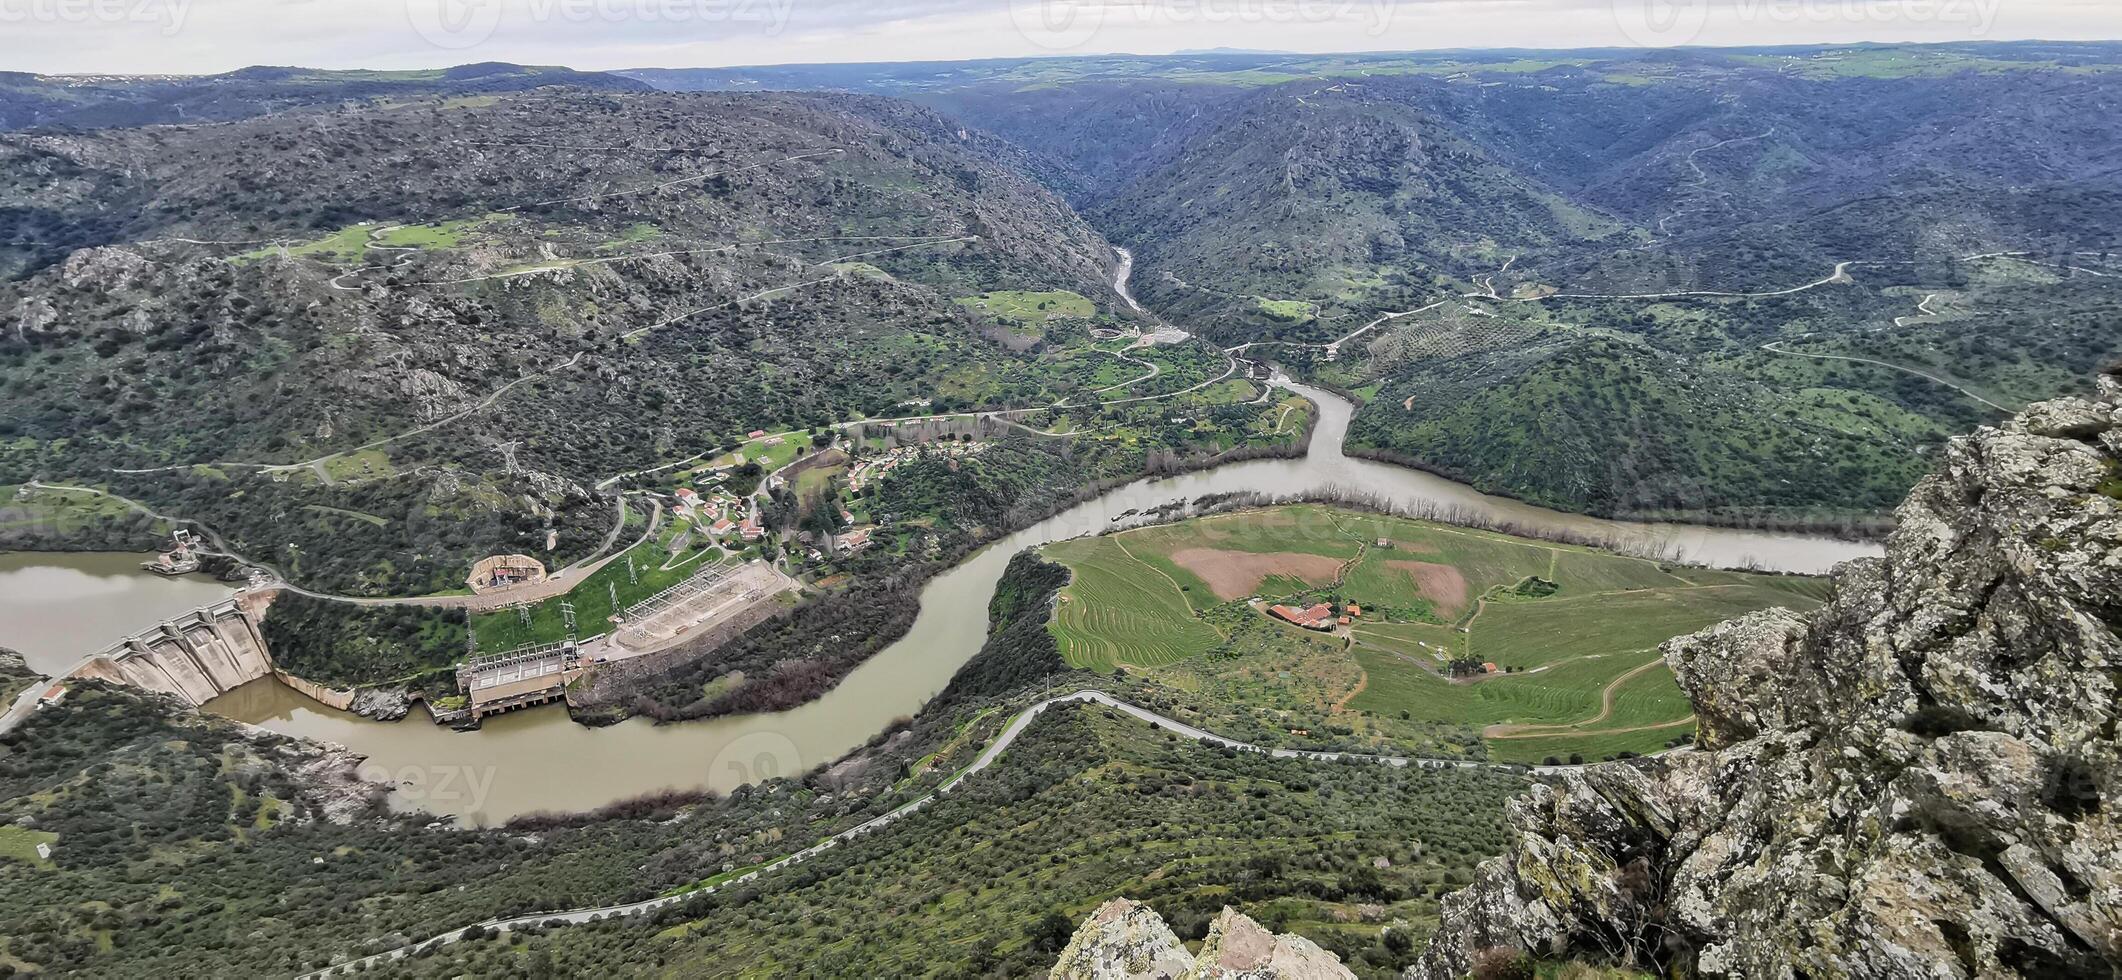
[835,526,875,553]
[1269,602,1337,630]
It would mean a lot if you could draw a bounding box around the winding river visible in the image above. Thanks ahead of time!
[15,383,1878,824]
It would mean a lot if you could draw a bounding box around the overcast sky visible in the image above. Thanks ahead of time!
[4,0,2118,75]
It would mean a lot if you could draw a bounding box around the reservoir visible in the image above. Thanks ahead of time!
[18,383,1883,823]
[0,551,236,676]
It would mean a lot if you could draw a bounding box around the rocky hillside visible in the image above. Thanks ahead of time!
[1055,898,1356,979]
[0,89,1124,593]
[0,62,648,133]
[1414,367,2122,977]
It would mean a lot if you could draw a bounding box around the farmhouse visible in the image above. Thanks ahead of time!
[1269,603,1337,630]
[835,526,874,553]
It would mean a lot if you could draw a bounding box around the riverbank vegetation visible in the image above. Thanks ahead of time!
[1327,250,2121,530]
[0,483,170,553]
[0,559,1527,979]
[257,594,468,689]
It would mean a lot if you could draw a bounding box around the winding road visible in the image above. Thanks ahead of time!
[296,688,1599,978]
[1757,341,2012,413]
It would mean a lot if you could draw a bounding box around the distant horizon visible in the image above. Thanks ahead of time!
[21,35,2122,80]
[6,0,2119,76]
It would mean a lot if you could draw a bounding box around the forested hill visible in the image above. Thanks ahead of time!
[621,43,2122,331]
[665,41,2118,526]
[0,87,1129,593]
[946,56,2122,331]
[0,89,1113,286]
[0,63,648,133]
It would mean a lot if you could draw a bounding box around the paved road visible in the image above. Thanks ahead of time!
[0,678,53,737]
[296,689,1622,977]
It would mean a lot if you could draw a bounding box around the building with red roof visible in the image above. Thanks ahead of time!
[1268,603,1337,630]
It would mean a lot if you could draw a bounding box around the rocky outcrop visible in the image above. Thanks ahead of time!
[1054,899,1353,979]
[348,684,414,721]
[1414,373,2122,979]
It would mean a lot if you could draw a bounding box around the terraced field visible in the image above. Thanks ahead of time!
[1044,504,1827,761]
[1043,537,1223,670]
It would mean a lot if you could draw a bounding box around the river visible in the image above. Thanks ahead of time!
[15,383,1880,824]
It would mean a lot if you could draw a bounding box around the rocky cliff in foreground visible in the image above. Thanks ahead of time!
[1054,899,1355,979]
[1415,370,2122,978]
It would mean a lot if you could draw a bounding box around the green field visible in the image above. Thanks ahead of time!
[0,484,157,535]
[1256,297,1317,321]
[1044,537,1223,670]
[954,290,1095,326]
[236,214,508,264]
[0,825,57,868]
[468,514,729,652]
[1044,504,1825,761]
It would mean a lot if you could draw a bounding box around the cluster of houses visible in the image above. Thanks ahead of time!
[655,424,928,565]
[1267,601,1362,631]
[673,486,765,542]
[847,440,990,491]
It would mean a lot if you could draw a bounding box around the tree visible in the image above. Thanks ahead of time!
[1029,910,1075,952]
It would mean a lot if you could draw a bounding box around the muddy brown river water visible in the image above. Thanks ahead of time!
[7,383,1880,824]
[0,551,236,676]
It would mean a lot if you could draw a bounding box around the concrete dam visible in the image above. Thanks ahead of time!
[73,595,276,707]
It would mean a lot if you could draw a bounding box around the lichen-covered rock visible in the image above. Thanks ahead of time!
[1413,371,2122,979]
[348,685,412,721]
[1193,907,1353,979]
[1053,899,1194,980]
[1053,900,1355,980]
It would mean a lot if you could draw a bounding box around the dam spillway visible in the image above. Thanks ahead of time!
[72,595,275,707]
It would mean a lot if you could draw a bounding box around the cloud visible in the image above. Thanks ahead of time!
[2,0,2116,74]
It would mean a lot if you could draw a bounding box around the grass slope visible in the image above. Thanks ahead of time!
[1044,505,1824,762]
